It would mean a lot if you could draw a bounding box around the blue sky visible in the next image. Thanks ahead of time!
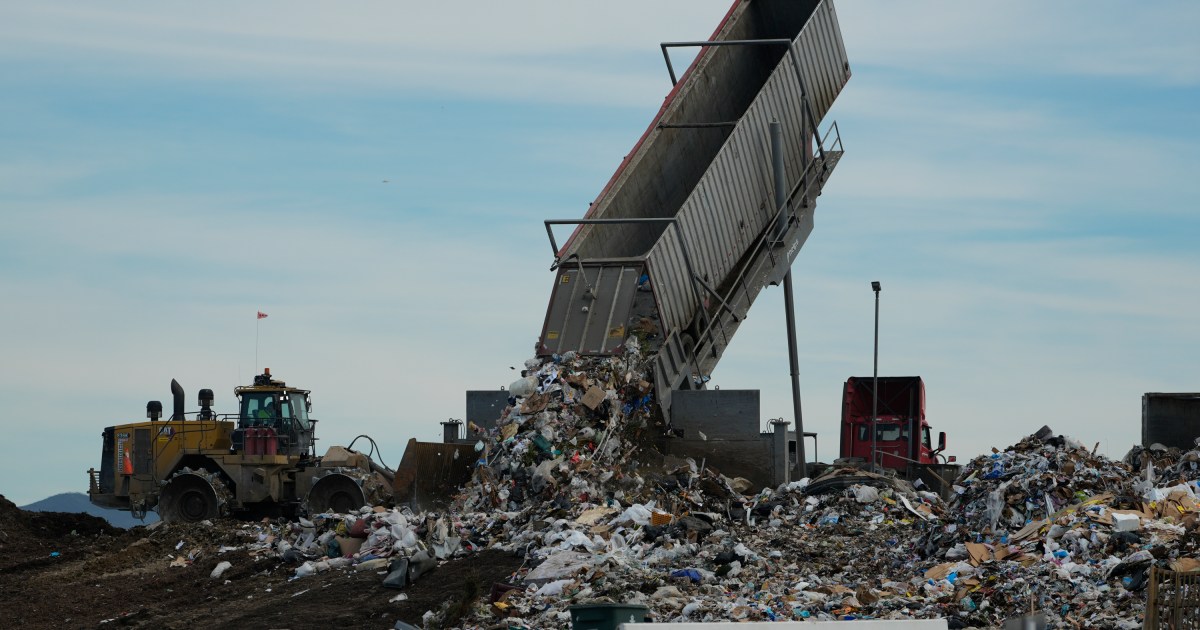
[1,1,1197,506]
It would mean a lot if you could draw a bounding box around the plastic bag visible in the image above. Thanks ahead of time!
[852,485,881,503]
[210,561,232,579]
[508,376,537,398]
[985,488,1005,531]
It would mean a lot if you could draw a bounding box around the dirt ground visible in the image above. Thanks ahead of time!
[0,495,525,630]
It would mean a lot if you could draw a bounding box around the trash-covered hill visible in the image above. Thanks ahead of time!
[0,494,522,629]
[5,344,1200,629]
[432,345,1200,628]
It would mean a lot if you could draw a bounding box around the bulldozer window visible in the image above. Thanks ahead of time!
[240,393,277,428]
[280,397,310,430]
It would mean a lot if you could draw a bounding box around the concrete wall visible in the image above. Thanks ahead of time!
[466,390,509,432]
[1143,393,1200,449]
[665,390,777,489]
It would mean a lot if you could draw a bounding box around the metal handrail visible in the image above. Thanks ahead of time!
[872,449,956,491]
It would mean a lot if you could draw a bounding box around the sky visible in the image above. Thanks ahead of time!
[1,1,1197,507]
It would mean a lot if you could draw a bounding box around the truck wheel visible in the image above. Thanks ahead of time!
[306,474,366,515]
[159,472,222,523]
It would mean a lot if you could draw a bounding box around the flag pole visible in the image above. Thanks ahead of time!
[255,311,268,374]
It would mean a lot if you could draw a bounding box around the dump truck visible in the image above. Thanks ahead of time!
[536,0,848,455]
[389,0,856,499]
[838,376,960,494]
[87,369,392,522]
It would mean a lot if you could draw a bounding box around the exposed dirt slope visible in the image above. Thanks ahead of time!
[0,496,522,630]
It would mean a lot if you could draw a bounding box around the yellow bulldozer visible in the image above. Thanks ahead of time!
[87,369,394,523]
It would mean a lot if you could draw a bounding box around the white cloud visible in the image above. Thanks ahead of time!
[839,1,1200,86]
[0,1,731,106]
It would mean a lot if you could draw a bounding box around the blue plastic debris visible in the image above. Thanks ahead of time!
[670,568,702,583]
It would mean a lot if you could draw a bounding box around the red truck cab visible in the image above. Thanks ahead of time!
[839,376,947,470]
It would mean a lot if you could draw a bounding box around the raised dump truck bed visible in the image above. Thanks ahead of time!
[539,0,850,416]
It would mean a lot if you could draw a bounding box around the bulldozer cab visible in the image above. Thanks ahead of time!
[235,370,314,458]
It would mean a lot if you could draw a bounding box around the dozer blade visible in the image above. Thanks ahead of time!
[392,438,477,511]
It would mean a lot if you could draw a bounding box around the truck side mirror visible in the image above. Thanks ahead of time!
[937,431,946,452]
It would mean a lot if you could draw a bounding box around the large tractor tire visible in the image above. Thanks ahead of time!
[158,469,226,523]
[306,473,367,515]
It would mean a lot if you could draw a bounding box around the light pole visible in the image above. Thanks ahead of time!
[871,281,881,472]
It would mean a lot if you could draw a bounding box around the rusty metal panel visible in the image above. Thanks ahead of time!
[391,439,477,510]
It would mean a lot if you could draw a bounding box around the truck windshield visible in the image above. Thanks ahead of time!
[859,423,909,442]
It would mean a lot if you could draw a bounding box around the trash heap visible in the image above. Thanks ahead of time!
[413,342,970,626]
[473,470,971,626]
[162,508,450,592]
[911,427,1200,628]
[1125,440,1200,486]
[150,341,1200,629]
[399,345,1200,628]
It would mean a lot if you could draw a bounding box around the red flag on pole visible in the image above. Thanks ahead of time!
[257,311,268,320]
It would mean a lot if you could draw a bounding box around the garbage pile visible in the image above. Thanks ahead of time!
[406,343,974,626]
[461,470,960,627]
[909,426,1200,628]
[1126,439,1200,486]
[168,506,470,594]
[131,341,1200,629]
[396,346,1200,629]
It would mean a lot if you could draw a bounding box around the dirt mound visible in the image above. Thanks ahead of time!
[0,495,523,629]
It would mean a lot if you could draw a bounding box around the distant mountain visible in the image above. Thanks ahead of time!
[21,492,159,529]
